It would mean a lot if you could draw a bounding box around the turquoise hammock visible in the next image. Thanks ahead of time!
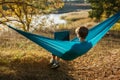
[7,11,120,60]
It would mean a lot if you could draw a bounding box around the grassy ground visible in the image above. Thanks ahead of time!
[0,29,120,80]
[0,10,120,80]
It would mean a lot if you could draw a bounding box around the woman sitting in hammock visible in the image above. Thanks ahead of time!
[50,26,89,69]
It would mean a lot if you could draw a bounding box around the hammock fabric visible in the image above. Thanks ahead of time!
[7,12,120,60]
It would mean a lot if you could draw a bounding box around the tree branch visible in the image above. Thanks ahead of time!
[0,1,37,9]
